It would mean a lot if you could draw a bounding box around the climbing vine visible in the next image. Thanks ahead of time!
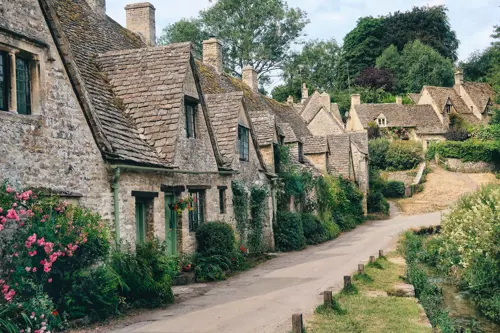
[249,185,269,253]
[231,181,249,245]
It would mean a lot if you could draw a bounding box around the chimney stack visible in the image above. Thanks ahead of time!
[242,66,259,93]
[396,96,403,105]
[351,94,361,109]
[87,0,106,17]
[454,70,464,86]
[301,83,309,103]
[320,92,331,111]
[287,95,294,105]
[202,38,223,73]
[125,3,156,46]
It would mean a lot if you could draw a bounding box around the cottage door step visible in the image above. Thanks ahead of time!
[165,194,177,255]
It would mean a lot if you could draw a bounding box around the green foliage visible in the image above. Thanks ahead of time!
[428,140,500,164]
[196,222,236,257]
[382,181,406,198]
[367,167,390,215]
[376,40,454,93]
[368,138,390,169]
[249,186,269,253]
[470,124,500,141]
[158,18,208,57]
[301,213,328,245]
[318,211,341,240]
[111,240,176,309]
[385,140,424,171]
[273,211,306,252]
[194,255,231,282]
[199,0,309,79]
[232,181,249,244]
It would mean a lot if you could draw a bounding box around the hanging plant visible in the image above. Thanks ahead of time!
[168,196,194,215]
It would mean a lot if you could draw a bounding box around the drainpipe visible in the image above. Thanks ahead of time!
[112,167,121,248]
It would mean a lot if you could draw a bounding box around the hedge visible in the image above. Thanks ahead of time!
[382,180,406,198]
[427,140,500,164]
[274,211,306,251]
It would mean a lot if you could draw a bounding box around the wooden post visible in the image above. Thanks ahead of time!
[370,256,376,263]
[344,275,352,288]
[358,264,365,274]
[292,313,303,333]
[379,250,384,258]
[323,290,333,307]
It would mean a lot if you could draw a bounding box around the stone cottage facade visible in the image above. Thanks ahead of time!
[0,0,275,254]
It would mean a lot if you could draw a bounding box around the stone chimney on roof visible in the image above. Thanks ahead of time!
[242,66,259,93]
[351,94,361,109]
[455,70,464,86]
[396,96,403,105]
[301,83,309,104]
[287,95,294,105]
[87,0,106,17]
[203,38,223,73]
[125,2,156,46]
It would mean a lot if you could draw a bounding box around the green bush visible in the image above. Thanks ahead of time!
[368,138,390,169]
[274,211,306,251]
[385,140,424,170]
[195,222,236,257]
[194,254,231,282]
[367,167,390,215]
[301,213,328,245]
[382,180,406,198]
[319,211,341,240]
[111,240,176,308]
[429,140,500,163]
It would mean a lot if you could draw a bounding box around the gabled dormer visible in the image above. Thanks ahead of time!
[376,113,387,127]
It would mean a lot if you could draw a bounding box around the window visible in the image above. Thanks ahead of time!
[219,188,226,214]
[377,118,386,127]
[135,201,146,244]
[189,190,205,232]
[445,103,452,114]
[273,143,280,173]
[185,99,197,138]
[298,142,304,163]
[238,125,249,161]
[16,57,31,115]
[0,52,8,111]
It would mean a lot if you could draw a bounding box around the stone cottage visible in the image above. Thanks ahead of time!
[0,0,275,254]
[415,71,498,126]
[346,94,446,150]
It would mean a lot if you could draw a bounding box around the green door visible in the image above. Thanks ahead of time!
[135,201,146,244]
[165,194,177,255]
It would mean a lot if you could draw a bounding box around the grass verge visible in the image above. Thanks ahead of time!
[307,254,432,333]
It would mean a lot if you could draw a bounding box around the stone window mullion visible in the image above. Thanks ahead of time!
[8,51,17,113]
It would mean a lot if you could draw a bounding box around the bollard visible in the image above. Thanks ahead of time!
[292,313,303,333]
[344,275,352,288]
[379,250,384,258]
[369,256,376,263]
[323,290,333,307]
[358,264,365,274]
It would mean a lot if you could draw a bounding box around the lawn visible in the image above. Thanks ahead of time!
[307,254,432,333]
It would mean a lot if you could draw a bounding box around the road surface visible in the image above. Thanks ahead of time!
[111,210,442,333]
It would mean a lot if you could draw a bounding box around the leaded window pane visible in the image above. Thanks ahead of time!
[185,101,197,138]
[16,57,31,115]
[0,52,7,111]
[238,125,249,161]
[189,191,205,232]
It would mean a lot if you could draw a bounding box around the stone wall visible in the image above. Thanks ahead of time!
[0,0,113,221]
[305,153,327,174]
[351,144,369,214]
[308,109,344,136]
[441,158,497,173]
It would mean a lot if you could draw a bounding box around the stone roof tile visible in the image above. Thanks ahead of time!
[327,134,351,178]
[250,111,276,147]
[304,136,329,154]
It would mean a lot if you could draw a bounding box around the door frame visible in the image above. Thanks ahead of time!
[165,193,177,255]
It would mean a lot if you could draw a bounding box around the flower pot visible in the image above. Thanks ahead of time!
[182,264,192,272]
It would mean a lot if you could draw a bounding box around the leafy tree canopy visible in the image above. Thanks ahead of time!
[158,18,208,57]
[376,40,454,93]
[354,67,395,92]
[340,5,458,85]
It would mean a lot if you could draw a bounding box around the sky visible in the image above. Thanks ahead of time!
[106,0,499,86]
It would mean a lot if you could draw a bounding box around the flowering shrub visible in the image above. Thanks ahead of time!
[168,196,194,215]
[0,184,111,332]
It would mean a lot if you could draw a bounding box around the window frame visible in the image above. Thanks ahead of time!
[135,201,146,244]
[189,190,205,232]
[445,103,452,114]
[238,124,249,161]
[219,188,226,214]
[0,51,9,112]
[185,98,198,138]
[298,142,304,163]
[15,56,31,115]
[273,143,280,174]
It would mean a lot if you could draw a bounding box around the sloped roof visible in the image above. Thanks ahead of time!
[462,82,496,113]
[98,44,193,163]
[349,132,369,155]
[303,136,329,154]
[424,86,471,115]
[277,122,299,143]
[41,0,167,166]
[196,61,312,141]
[331,103,343,124]
[250,111,276,147]
[408,93,421,104]
[327,134,352,178]
[354,104,445,134]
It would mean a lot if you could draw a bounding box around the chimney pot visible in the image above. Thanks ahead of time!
[242,66,259,93]
[125,2,156,46]
[396,96,403,105]
[203,38,223,73]
[455,70,464,86]
[301,83,309,104]
[87,0,106,17]
[287,95,294,105]
[351,94,361,109]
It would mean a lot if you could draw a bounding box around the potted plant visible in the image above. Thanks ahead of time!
[180,253,194,272]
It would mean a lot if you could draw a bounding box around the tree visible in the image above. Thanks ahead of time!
[354,67,395,92]
[200,0,309,77]
[376,40,454,93]
[340,6,458,83]
[158,18,208,57]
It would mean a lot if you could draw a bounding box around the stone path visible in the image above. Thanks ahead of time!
[104,211,441,333]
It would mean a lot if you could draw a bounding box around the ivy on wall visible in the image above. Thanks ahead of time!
[231,181,248,244]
